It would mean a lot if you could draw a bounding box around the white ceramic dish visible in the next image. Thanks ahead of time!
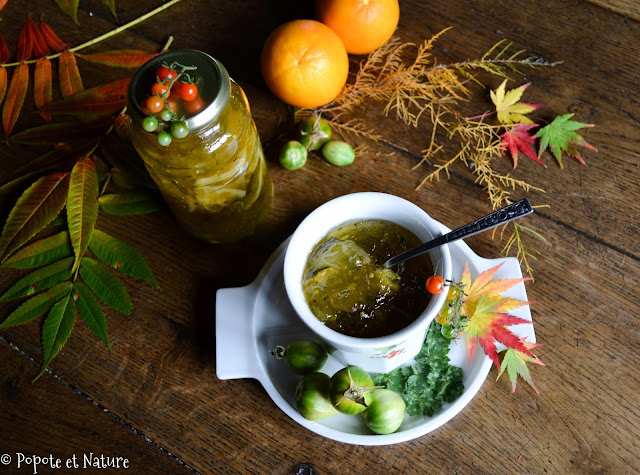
[216,221,535,446]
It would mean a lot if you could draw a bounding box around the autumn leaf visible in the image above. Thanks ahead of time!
[67,158,99,273]
[497,338,545,394]
[39,17,69,53]
[100,0,118,19]
[2,62,29,137]
[78,50,158,68]
[0,68,6,107]
[0,172,70,262]
[490,79,541,124]
[500,123,544,168]
[59,51,84,97]
[11,116,113,145]
[34,58,53,121]
[534,113,597,167]
[0,32,9,63]
[16,19,33,62]
[54,0,81,25]
[39,78,130,118]
[0,0,7,14]
[27,15,51,58]
[460,261,533,370]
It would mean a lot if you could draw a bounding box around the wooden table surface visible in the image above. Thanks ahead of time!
[1,1,638,473]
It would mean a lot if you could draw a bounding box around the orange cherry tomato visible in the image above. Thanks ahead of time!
[425,275,445,294]
[145,96,165,114]
[183,95,205,115]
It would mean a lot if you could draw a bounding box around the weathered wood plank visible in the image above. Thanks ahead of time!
[0,339,192,473]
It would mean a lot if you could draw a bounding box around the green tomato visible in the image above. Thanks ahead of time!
[142,116,158,132]
[296,372,339,421]
[322,141,355,167]
[157,131,172,146]
[363,389,406,435]
[160,109,173,122]
[441,323,456,339]
[171,121,189,139]
[299,117,332,151]
[329,366,379,415]
[279,140,308,170]
[272,340,328,375]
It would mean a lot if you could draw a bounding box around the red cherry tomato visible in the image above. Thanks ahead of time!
[178,82,199,102]
[426,275,445,294]
[183,95,205,115]
[156,66,177,82]
[151,82,169,96]
[145,96,165,114]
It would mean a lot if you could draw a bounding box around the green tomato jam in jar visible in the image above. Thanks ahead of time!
[302,219,433,338]
[128,50,273,243]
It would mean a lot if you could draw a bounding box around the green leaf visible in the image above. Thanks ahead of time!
[73,282,110,350]
[0,172,70,262]
[67,158,99,272]
[54,0,80,25]
[98,191,163,216]
[534,113,596,167]
[0,257,73,302]
[79,257,132,314]
[0,281,73,328]
[100,0,117,19]
[89,229,159,288]
[2,231,73,269]
[34,290,76,380]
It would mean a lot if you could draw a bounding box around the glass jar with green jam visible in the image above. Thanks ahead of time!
[128,50,273,243]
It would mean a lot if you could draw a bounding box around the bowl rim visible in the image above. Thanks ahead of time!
[283,192,452,350]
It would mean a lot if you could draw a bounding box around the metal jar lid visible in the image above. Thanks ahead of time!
[127,49,231,133]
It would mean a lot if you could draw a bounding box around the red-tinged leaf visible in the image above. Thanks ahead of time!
[11,116,113,145]
[78,50,158,68]
[88,77,131,97]
[16,20,33,62]
[0,33,9,63]
[27,15,50,58]
[39,78,130,118]
[0,0,7,14]
[498,338,545,394]
[2,62,30,137]
[460,261,534,371]
[1,140,96,196]
[500,123,544,168]
[0,281,72,329]
[34,58,53,122]
[0,68,7,106]
[67,158,99,272]
[39,17,69,53]
[534,114,597,167]
[59,50,84,97]
[0,172,70,262]
[54,0,80,25]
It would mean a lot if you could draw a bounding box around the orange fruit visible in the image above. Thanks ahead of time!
[261,19,349,109]
[316,0,400,55]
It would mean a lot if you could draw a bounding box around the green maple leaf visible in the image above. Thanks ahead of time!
[534,113,597,167]
[497,338,545,394]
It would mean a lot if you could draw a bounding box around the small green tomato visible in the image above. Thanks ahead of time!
[299,117,332,151]
[157,131,172,146]
[160,109,173,122]
[322,141,355,167]
[296,373,339,421]
[329,366,381,415]
[279,140,308,170]
[363,388,406,435]
[171,121,189,139]
[142,116,158,132]
[271,340,328,375]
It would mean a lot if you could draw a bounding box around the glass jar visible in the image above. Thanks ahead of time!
[128,50,273,243]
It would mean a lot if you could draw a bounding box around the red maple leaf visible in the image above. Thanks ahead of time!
[500,123,544,168]
[460,261,533,371]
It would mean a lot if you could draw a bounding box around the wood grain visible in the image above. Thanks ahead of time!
[0,0,638,474]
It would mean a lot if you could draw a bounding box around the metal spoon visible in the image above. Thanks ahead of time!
[382,199,534,268]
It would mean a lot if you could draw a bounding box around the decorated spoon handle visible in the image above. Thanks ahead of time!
[383,199,534,268]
